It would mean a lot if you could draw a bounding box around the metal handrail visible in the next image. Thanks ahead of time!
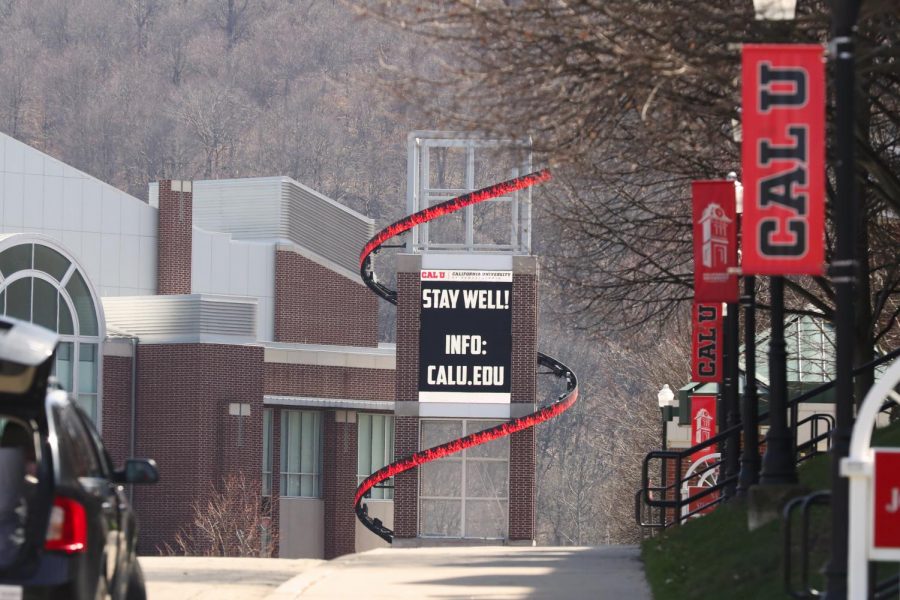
[784,490,831,599]
[637,347,900,523]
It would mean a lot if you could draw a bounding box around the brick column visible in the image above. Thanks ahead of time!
[270,408,282,557]
[322,410,358,559]
[393,258,422,538]
[157,179,193,294]
[509,256,538,541]
[101,347,134,467]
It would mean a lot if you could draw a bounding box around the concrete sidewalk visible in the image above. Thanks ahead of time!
[142,556,323,600]
[267,545,652,600]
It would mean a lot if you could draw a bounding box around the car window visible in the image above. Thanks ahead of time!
[52,404,104,480]
[74,407,114,476]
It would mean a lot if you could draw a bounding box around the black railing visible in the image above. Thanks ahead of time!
[784,490,831,599]
[635,346,900,531]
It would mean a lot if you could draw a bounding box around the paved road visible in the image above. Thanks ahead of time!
[142,556,323,600]
[268,545,652,600]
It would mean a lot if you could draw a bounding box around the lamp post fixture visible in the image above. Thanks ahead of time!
[825,1,861,597]
[753,0,799,490]
[748,0,860,596]
[658,384,677,526]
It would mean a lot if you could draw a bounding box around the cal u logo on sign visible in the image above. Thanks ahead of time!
[692,303,722,383]
[741,44,824,276]
[756,62,809,258]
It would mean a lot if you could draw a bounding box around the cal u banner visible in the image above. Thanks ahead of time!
[690,395,718,461]
[692,181,738,302]
[692,303,722,383]
[741,44,825,275]
[418,270,512,403]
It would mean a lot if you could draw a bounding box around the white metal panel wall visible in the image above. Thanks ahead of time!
[102,294,257,343]
[0,133,157,297]
[191,227,275,342]
[190,177,374,276]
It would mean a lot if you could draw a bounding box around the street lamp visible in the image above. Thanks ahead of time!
[657,384,677,525]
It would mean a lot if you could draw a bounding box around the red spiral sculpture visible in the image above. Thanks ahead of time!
[356,169,578,542]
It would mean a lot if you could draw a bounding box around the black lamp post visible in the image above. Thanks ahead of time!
[824,1,861,597]
[658,384,677,525]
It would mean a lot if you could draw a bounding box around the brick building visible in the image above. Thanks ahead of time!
[0,132,395,559]
[0,130,541,559]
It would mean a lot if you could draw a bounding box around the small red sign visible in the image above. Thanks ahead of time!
[690,395,717,461]
[687,485,719,518]
[741,44,825,275]
[873,449,900,550]
[692,181,738,303]
[691,303,722,383]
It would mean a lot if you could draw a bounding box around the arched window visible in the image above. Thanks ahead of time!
[0,238,104,425]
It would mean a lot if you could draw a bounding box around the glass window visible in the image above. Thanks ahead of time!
[419,419,508,539]
[65,271,97,336]
[33,246,69,282]
[52,404,102,480]
[262,409,273,497]
[280,410,320,498]
[0,245,32,277]
[54,342,74,392]
[0,244,103,428]
[32,279,58,331]
[6,278,31,322]
[357,414,394,500]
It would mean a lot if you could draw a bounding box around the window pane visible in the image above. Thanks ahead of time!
[262,409,272,496]
[464,499,507,539]
[54,342,73,391]
[6,278,31,322]
[466,420,509,458]
[78,344,97,393]
[32,279,57,331]
[0,244,32,277]
[76,395,98,424]
[300,412,315,474]
[420,461,462,498]
[65,271,97,336]
[420,499,461,537]
[34,245,69,281]
[287,412,300,474]
[466,461,508,498]
[357,414,372,477]
[421,420,462,449]
[58,295,74,335]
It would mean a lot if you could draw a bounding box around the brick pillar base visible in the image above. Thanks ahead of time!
[323,410,358,559]
[508,427,535,540]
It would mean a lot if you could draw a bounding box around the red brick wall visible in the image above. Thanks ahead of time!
[393,270,421,538]
[322,411,357,559]
[133,343,264,554]
[101,353,133,467]
[274,250,378,347]
[157,180,192,295]
[508,272,538,540]
[264,364,394,401]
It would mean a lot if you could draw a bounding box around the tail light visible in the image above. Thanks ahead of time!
[45,496,87,553]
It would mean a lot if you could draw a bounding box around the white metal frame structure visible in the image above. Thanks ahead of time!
[406,131,533,254]
[680,452,720,520]
[842,358,900,598]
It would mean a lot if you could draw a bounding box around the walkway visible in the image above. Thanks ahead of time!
[267,545,652,600]
[142,556,323,600]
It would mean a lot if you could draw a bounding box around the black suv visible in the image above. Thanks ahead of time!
[0,317,158,600]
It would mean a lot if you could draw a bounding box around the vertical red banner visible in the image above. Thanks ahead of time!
[690,394,717,461]
[873,449,900,552]
[741,44,825,275]
[692,181,739,302]
[692,303,722,383]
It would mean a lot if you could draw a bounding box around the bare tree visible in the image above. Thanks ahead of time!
[162,473,277,557]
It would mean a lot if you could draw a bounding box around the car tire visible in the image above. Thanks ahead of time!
[124,559,146,600]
